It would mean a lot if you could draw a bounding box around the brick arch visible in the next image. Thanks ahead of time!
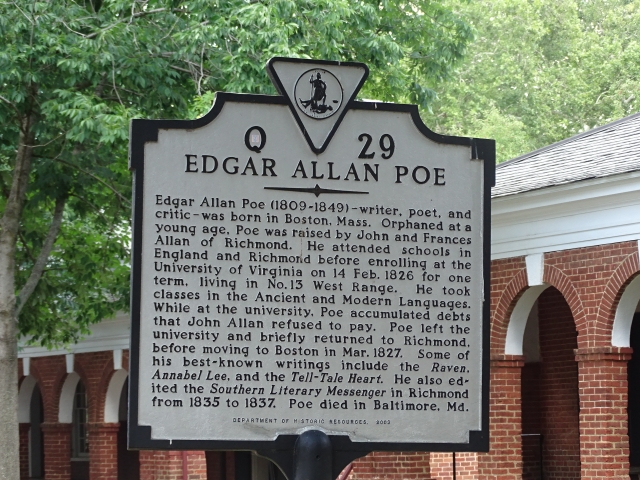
[594,251,640,347]
[57,359,93,424]
[30,357,68,423]
[491,268,529,355]
[72,359,99,423]
[95,355,120,423]
[543,264,587,347]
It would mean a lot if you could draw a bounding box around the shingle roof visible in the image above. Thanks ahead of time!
[493,113,640,198]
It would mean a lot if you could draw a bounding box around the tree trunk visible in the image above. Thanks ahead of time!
[0,114,36,480]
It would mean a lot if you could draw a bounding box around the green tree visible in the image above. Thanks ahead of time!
[0,1,473,475]
[426,0,640,162]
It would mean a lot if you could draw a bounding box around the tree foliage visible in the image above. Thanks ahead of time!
[0,0,473,346]
[425,0,640,161]
[0,1,473,476]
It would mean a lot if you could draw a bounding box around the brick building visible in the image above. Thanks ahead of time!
[17,113,640,479]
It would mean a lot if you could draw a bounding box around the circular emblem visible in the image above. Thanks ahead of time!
[294,68,343,120]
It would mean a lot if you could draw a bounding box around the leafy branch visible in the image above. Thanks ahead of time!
[0,95,22,120]
[15,196,66,317]
[53,157,131,207]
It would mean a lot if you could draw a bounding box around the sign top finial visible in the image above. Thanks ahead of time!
[267,57,369,154]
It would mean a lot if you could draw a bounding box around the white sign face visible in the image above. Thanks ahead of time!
[129,59,491,450]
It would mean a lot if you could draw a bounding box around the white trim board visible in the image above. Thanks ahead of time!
[492,172,640,260]
[18,313,130,358]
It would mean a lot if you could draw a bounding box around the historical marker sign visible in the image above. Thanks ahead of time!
[129,58,494,467]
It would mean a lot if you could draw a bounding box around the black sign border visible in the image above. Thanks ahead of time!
[129,92,495,480]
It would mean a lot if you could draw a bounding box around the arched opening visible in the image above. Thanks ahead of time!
[18,375,44,479]
[117,380,140,480]
[612,275,640,348]
[627,309,640,477]
[29,384,45,479]
[521,287,580,480]
[71,381,89,480]
[610,273,640,477]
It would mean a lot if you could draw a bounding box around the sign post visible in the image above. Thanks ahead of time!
[129,58,494,479]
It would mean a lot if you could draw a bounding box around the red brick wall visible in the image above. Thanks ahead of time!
[187,451,207,480]
[19,423,30,479]
[487,241,639,480]
[75,351,115,424]
[88,423,119,480]
[575,348,631,480]
[490,257,528,356]
[430,452,451,479]
[521,363,542,480]
[140,451,157,480]
[42,422,72,480]
[349,451,431,480]
[29,356,67,423]
[476,356,524,479]
[139,450,208,480]
[157,451,182,480]
[431,452,478,479]
[144,451,182,480]
[543,242,639,348]
[456,453,479,479]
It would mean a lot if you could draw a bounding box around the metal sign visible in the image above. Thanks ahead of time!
[129,58,494,478]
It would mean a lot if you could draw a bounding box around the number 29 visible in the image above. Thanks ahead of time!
[358,133,395,159]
